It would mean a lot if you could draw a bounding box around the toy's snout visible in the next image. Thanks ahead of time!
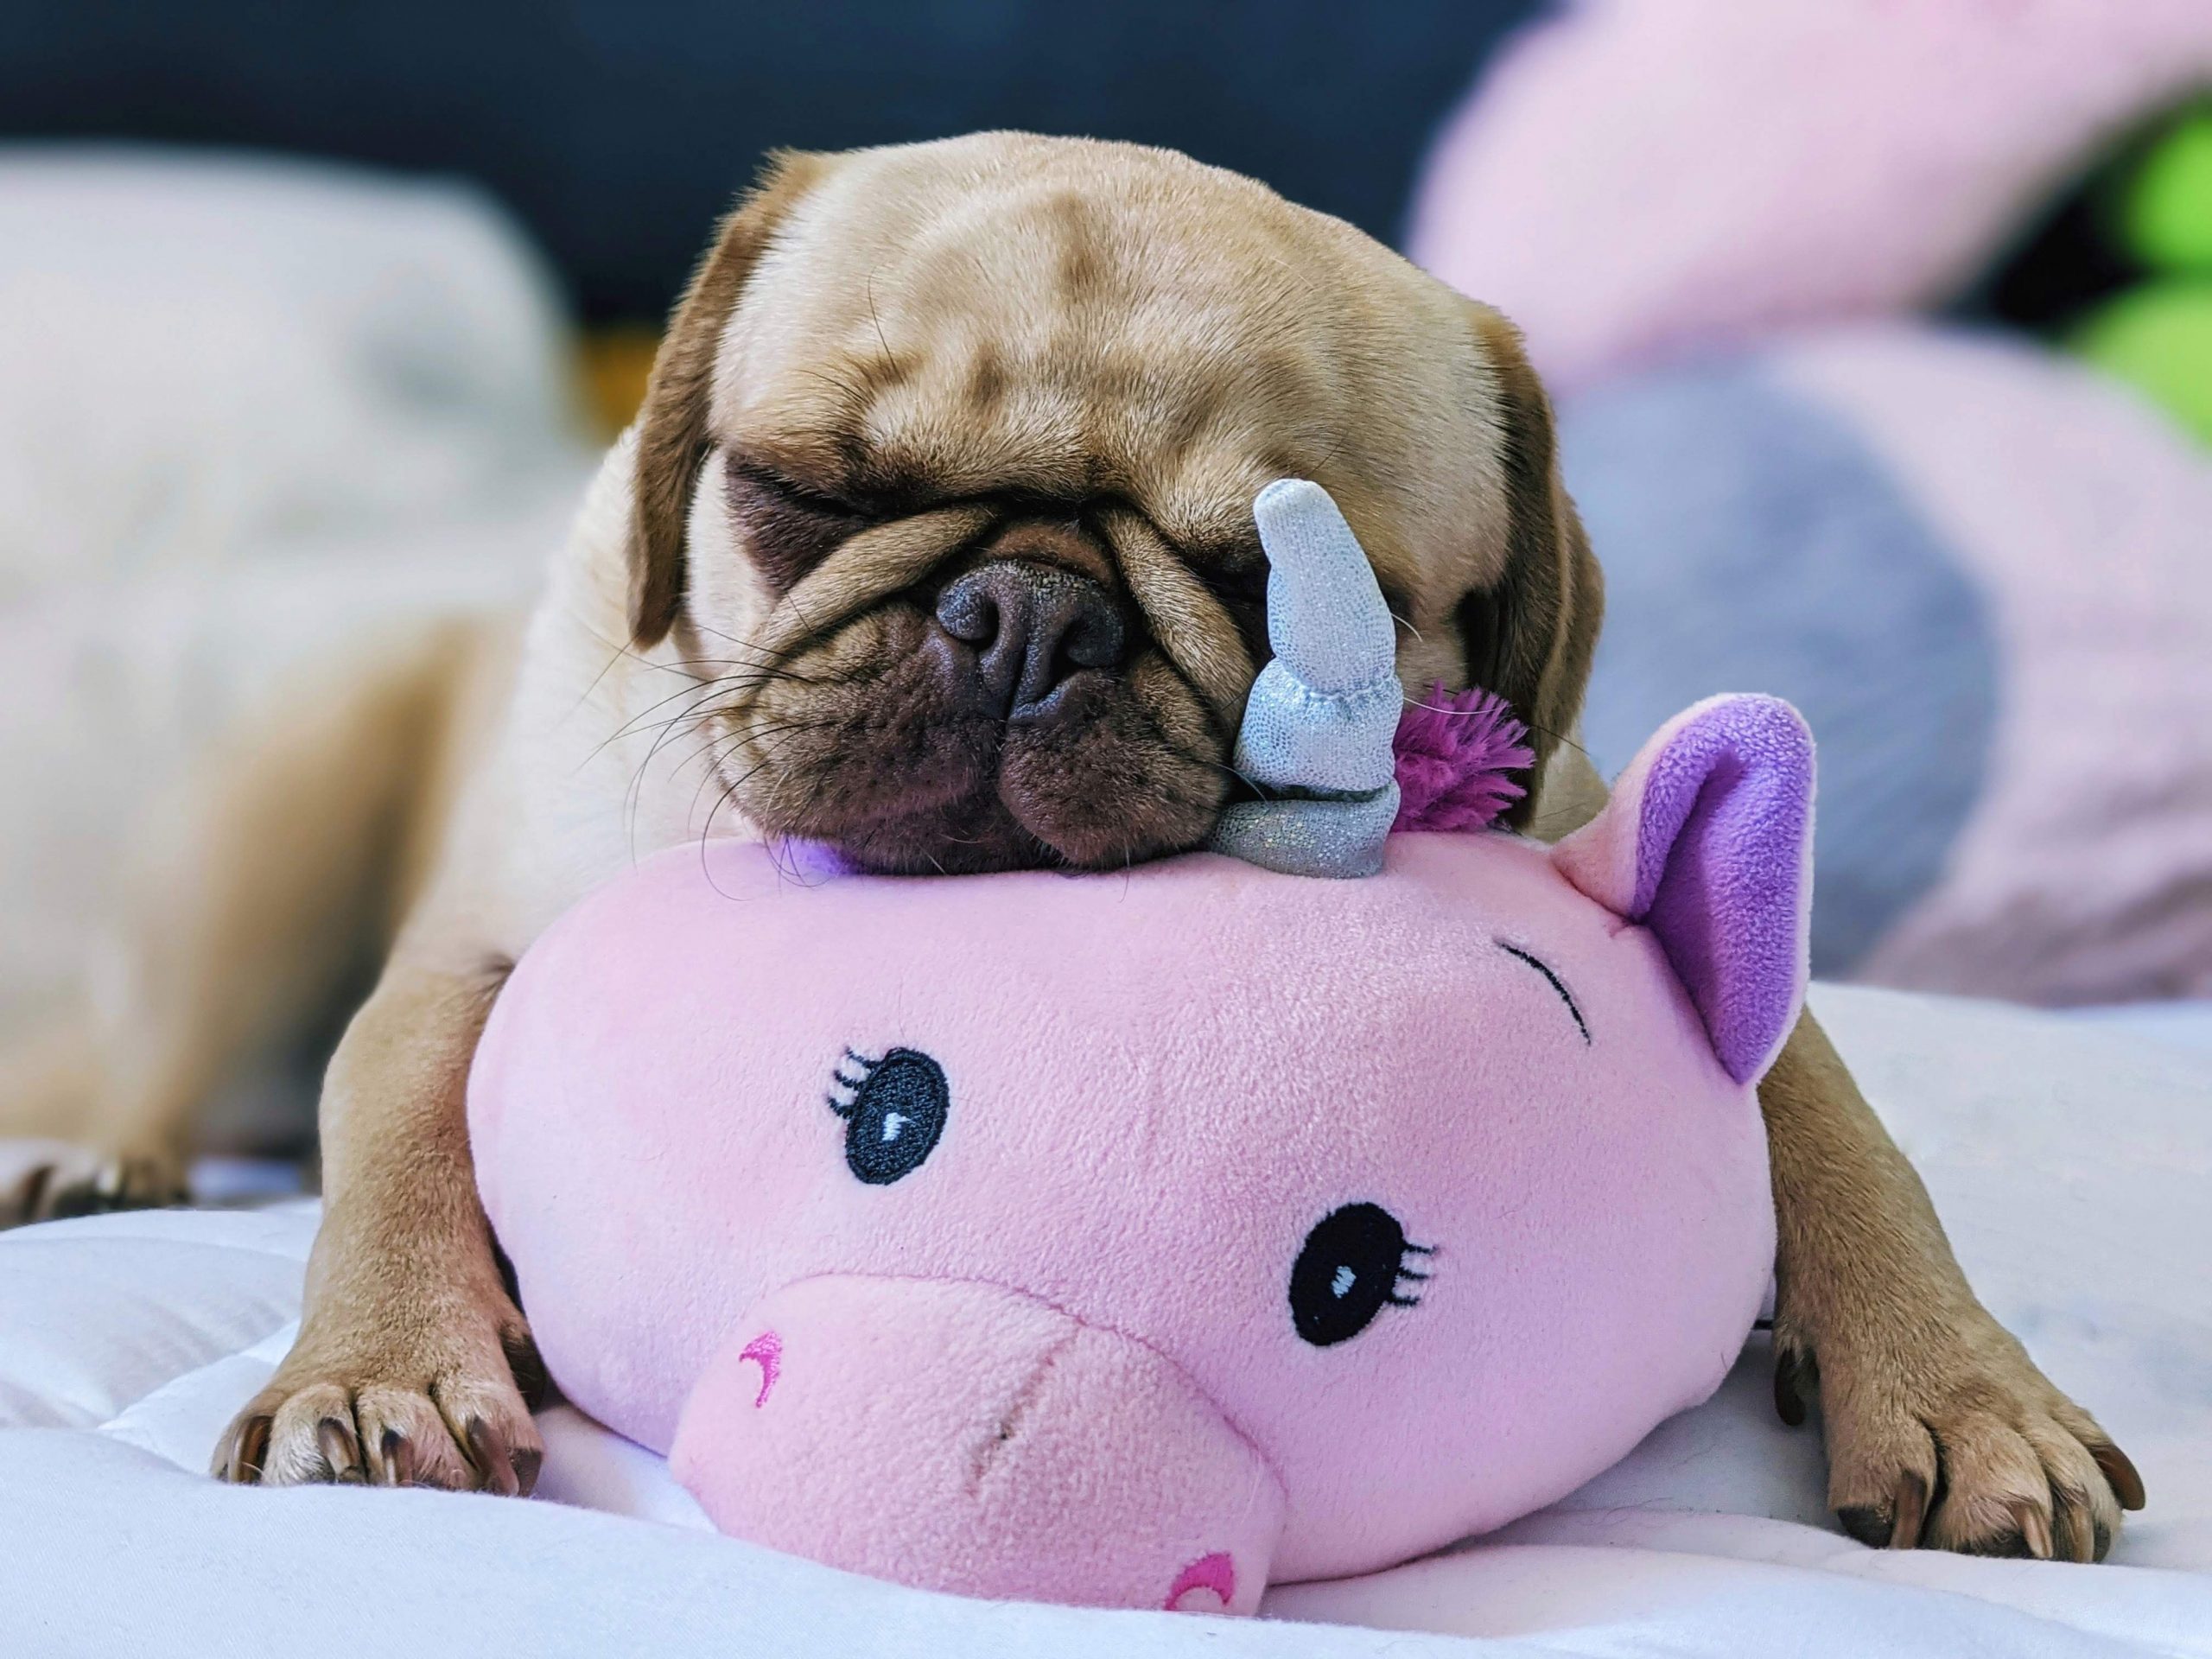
[670,1275,1283,1615]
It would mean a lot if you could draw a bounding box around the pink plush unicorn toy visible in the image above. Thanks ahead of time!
[469,480,1815,1615]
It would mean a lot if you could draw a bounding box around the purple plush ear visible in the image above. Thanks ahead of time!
[1553,696,1815,1084]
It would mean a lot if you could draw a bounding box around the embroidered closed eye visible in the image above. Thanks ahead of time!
[1288,1202,1433,1347]
[827,1046,949,1185]
[1497,940,1590,1046]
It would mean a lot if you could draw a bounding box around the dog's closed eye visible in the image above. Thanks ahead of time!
[1174,549,1270,664]
[1179,539,1410,666]
[727,458,878,592]
[1193,557,1268,619]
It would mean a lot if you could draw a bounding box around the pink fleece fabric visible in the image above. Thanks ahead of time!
[1409,1,2212,389]
[469,699,1813,1613]
[1554,696,1815,1083]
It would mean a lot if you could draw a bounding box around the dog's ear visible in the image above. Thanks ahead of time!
[629,149,836,648]
[1455,305,1605,827]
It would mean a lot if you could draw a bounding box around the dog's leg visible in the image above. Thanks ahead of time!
[1534,742,2141,1560]
[1764,1010,2145,1560]
[211,616,540,1491]
[210,946,544,1492]
[0,627,485,1229]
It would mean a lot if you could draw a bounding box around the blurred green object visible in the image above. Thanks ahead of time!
[2121,106,2212,275]
[2069,282,2212,448]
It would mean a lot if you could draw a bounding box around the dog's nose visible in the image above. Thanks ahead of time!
[934,562,1125,719]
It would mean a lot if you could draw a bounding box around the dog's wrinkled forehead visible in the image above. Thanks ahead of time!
[708,136,1510,596]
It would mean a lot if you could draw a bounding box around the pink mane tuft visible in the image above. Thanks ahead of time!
[1393,684,1535,833]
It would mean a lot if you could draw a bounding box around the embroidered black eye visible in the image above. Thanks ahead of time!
[1288,1203,1431,1347]
[827,1047,948,1185]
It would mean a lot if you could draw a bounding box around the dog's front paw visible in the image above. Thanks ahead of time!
[214,1294,547,1495]
[1775,1305,2144,1561]
[0,1138,187,1229]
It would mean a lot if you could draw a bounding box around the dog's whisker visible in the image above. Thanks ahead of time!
[575,663,824,780]
[696,723,824,866]
[594,690,738,765]
[623,703,720,838]
[865,267,899,385]
[688,718,831,821]
[681,730,794,874]
[601,674,784,752]
[624,687,791,858]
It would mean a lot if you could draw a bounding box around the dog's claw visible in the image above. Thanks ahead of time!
[1837,1504,1888,1548]
[317,1417,365,1484]
[1773,1347,1809,1427]
[465,1414,521,1497]
[378,1427,414,1487]
[2092,1441,2146,1512]
[2051,1482,2099,1563]
[1835,1469,1930,1552]
[223,1413,272,1484]
[16,1161,54,1220]
[1887,1467,1929,1549]
[2015,1500,2054,1560]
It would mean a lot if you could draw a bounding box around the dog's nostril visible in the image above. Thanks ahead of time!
[934,582,1001,648]
[1058,601,1123,671]
[933,561,1124,717]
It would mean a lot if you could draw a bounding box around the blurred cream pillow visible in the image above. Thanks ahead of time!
[0,149,596,1146]
[0,147,588,584]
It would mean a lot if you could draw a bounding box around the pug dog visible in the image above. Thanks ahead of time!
[148,133,2137,1558]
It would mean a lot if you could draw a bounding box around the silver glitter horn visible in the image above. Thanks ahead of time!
[1207,479,1402,878]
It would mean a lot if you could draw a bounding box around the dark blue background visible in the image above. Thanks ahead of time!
[5,1,1537,321]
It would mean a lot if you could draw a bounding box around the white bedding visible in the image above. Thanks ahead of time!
[3,985,2209,1657]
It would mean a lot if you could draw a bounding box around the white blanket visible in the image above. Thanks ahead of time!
[3,985,2208,1657]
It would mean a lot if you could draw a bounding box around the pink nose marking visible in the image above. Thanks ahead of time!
[1164,1551,1236,1613]
[738,1331,782,1408]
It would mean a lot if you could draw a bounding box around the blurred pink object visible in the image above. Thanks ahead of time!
[1409,1,2212,389]
[1769,327,2212,1005]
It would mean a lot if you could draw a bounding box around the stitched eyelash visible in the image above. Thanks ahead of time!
[1497,940,1591,1045]
[826,1047,876,1116]
[1388,1239,1436,1309]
